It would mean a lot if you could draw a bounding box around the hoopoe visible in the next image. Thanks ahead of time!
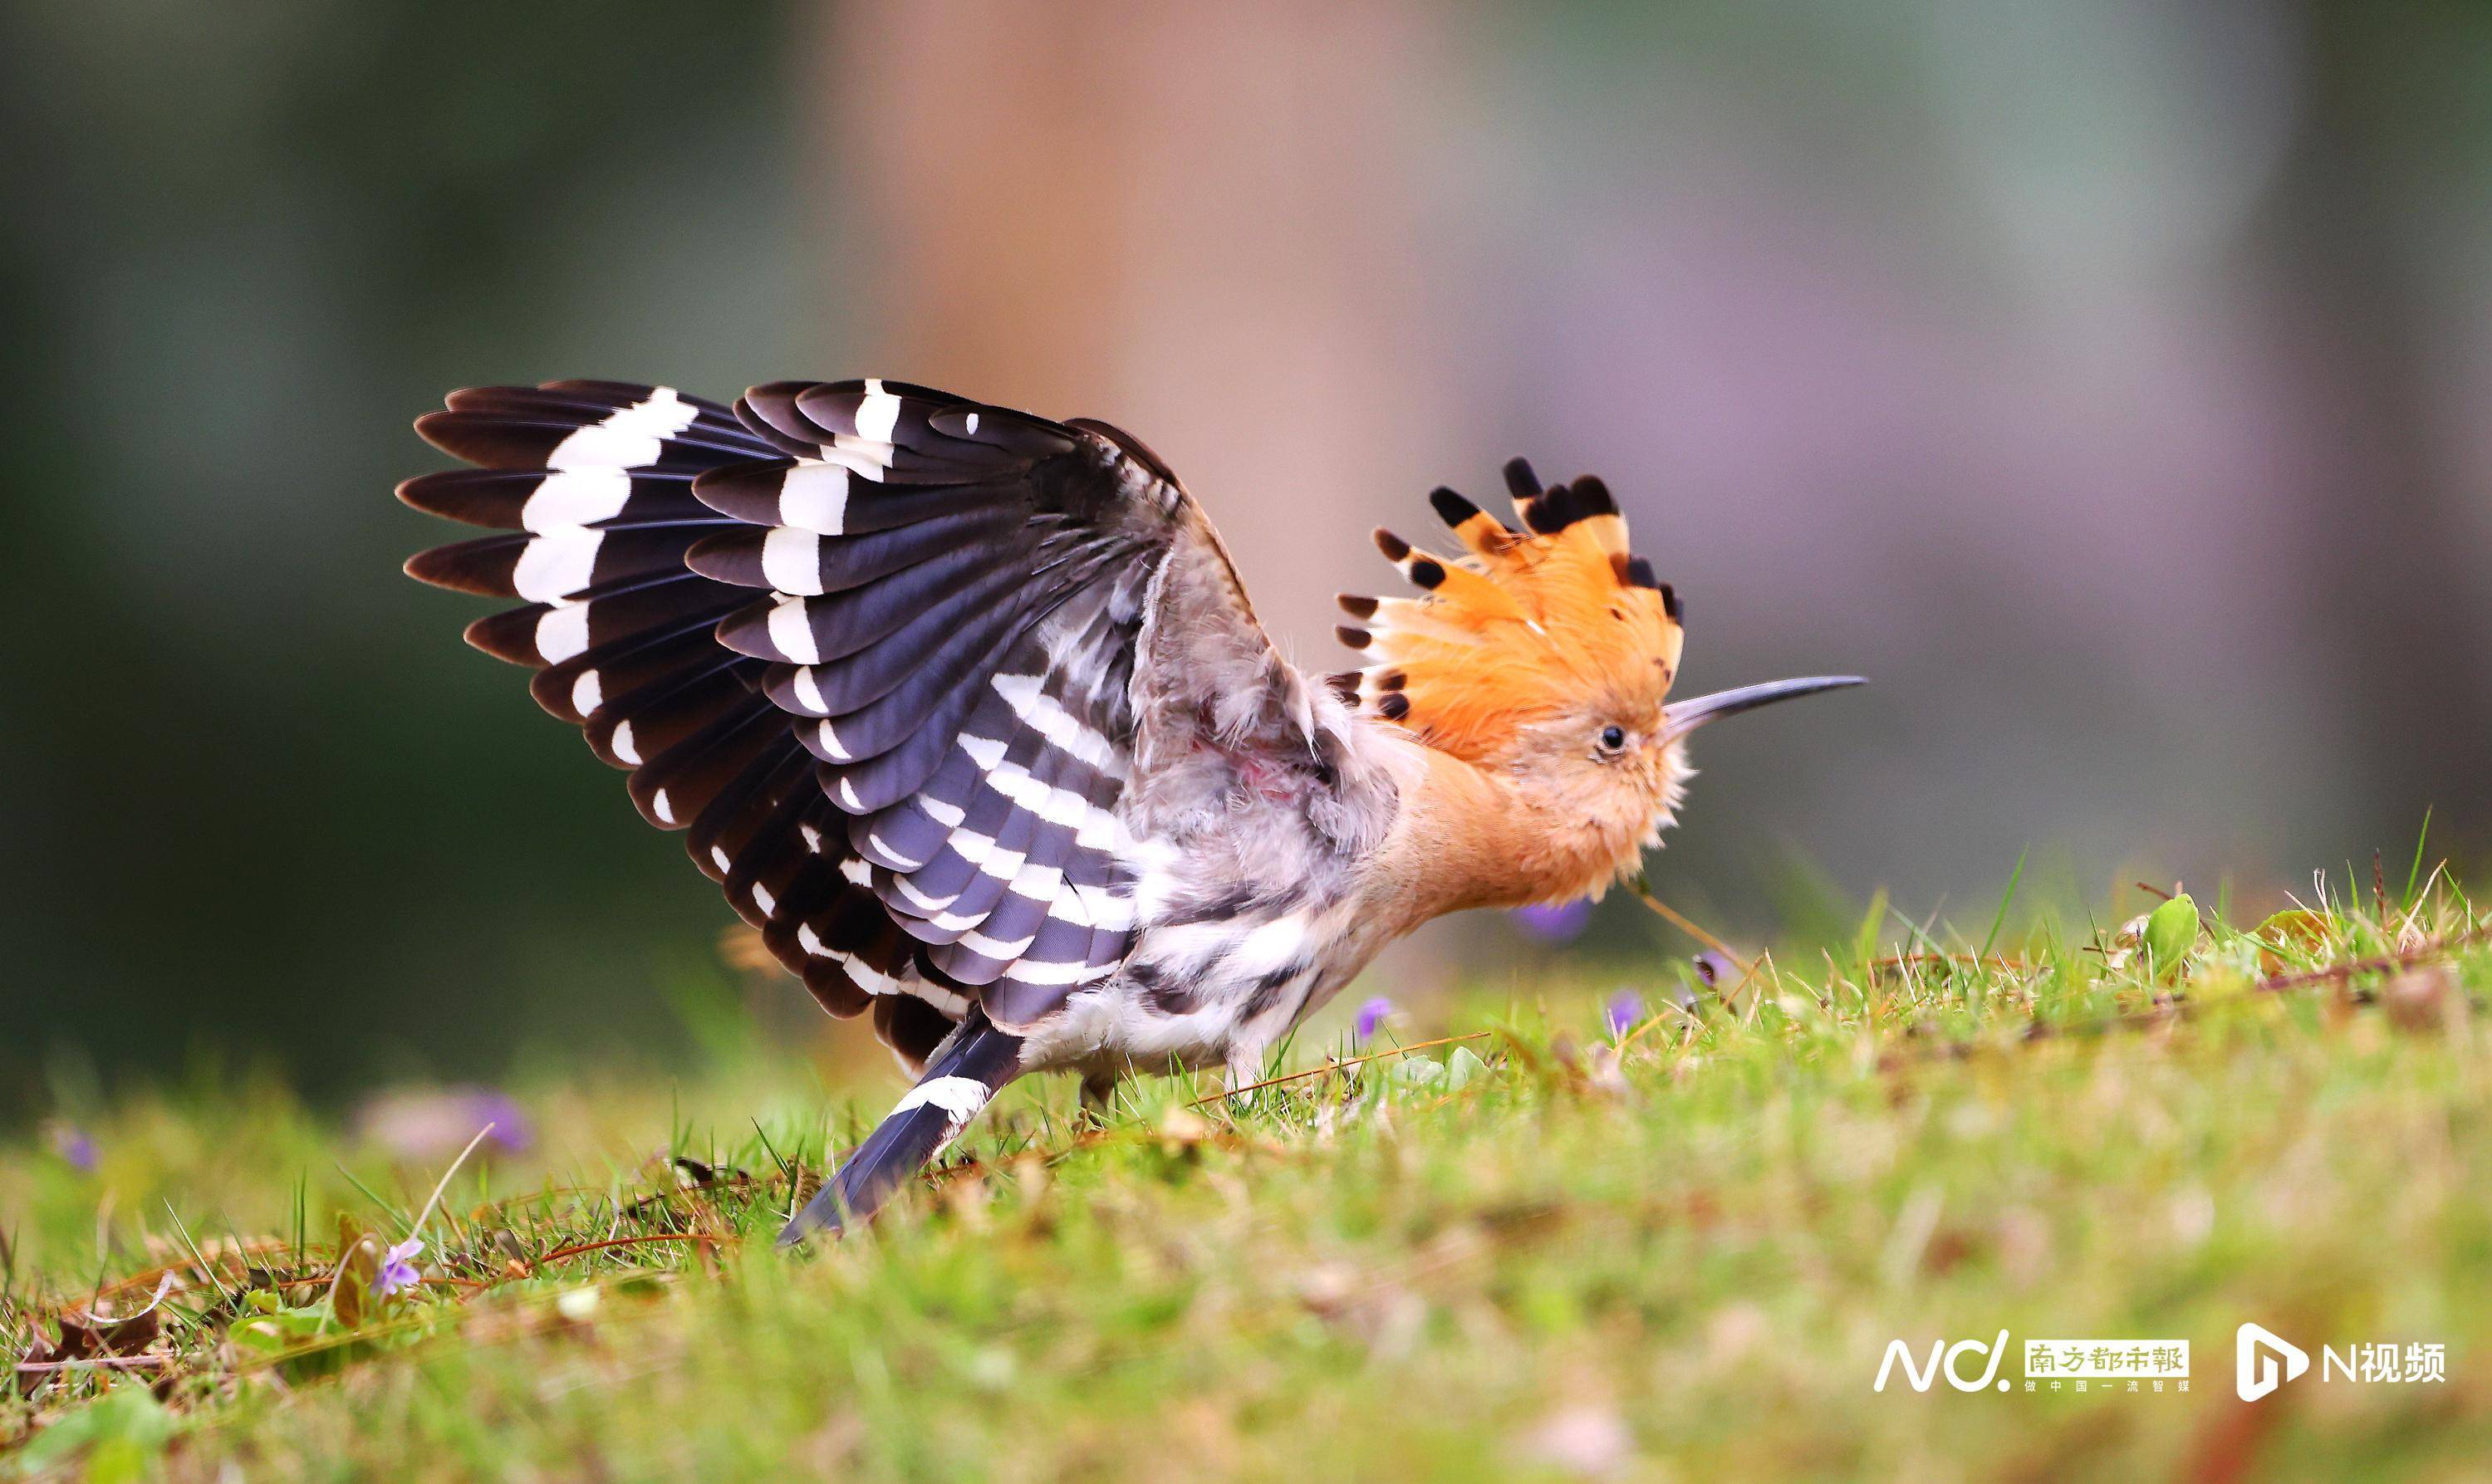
[400,378,1860,1241]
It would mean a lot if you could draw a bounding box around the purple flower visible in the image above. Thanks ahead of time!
[1691,951,1737,989]
[1603,992,1646,1038]
[46,1122,97,1173]
[1352,997,1394,1042]
[375,1237,425,1299]
[465,1090,534,1153]
[357,1086,534,1162]
[1512,899,1594,943]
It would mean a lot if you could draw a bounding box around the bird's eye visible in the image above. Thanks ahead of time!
[1597,724,1627,754]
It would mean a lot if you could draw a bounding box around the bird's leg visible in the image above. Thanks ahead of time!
[1078,1069,1118,1124]
[1222,1044,1273,1105]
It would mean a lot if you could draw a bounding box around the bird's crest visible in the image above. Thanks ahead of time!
[1332,459,1685,762]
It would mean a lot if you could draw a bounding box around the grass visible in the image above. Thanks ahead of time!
[5,863,2492,1482]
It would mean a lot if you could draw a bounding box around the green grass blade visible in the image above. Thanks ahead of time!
[1979,848,2028,962]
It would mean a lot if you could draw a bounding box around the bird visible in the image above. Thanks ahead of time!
[397,377,1861,1243]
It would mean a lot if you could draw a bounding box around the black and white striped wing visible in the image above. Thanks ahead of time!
[684,379,1188,1029]
[400,381,954,1061]
[401,378,1236,1041]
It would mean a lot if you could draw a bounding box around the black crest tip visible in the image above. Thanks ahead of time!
[1521,485,1581,535]
[1569,475,1617,516]
[1428,486,1483,528]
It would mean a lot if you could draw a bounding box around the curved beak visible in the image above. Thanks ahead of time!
[1662,675,1865,741]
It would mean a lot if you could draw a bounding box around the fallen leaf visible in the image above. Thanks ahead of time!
[330,1225,385,1330]
[2251,909,2329,977]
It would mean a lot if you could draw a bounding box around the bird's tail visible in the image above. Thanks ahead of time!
[778,1007,1023,1245]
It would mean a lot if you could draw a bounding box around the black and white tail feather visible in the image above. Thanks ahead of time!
[403,377,1324,1240]
[781,1006,1023,1243]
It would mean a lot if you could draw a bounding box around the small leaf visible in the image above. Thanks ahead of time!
[2141,894,2200,981]
[227,1320,283,1356]
[228,1305,325,1358]
[1444,1046,1489,1091]
[1391,1056,1447,1089]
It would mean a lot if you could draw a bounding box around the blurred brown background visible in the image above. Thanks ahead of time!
[2,0,2485,1098]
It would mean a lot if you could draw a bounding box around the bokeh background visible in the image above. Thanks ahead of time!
[4,0,2487,1103]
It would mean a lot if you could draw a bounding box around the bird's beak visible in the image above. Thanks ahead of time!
[1662,675,1865,740]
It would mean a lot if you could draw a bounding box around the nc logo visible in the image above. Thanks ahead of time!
[2236,1323,2308,1402]
[1875,1330,2013,1393]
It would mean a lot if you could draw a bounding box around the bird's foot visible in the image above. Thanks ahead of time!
[1077,1070,1118,1125]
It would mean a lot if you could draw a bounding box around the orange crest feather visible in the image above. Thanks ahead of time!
[1332,460,1684,761]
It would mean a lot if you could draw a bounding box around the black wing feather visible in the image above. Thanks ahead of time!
[402,375,1291,1059]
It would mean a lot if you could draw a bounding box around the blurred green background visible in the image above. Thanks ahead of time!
[3,0,2487,1102]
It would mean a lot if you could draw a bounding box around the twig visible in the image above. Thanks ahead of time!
[1619,874,1777,1029]
[532,1233,731,1265]
[11,1354,172,1375]
[409,1125,500,1242]
[2254,924,2492,994]
[1882,923,2492,1070]
[1188,1031,1494,1106]
[1623,877,1742,962]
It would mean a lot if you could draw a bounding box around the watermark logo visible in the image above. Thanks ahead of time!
[2236,1324,2308,1402]
[2234,1325,2446,1401]
[1877,1333,2190,1393]
[2024,1339,2189,1389]
[1881,1325,2442,1398]
[1875,1330,2012,1393]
